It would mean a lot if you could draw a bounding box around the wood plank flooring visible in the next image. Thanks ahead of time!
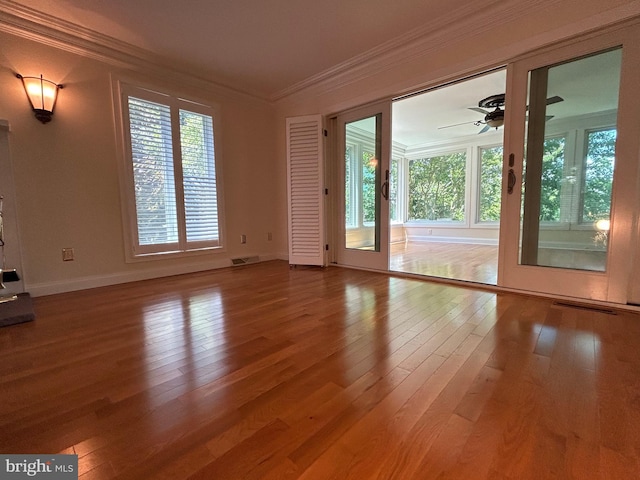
[1,260,639,479]
[390,241,498,285]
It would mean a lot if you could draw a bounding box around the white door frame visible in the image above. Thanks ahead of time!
[334,100,392,271]
[498,24,640,303]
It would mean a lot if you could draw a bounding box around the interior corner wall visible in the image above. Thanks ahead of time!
[274,0,640,305]
[0,30,282,296]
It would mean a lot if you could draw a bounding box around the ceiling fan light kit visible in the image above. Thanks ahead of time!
[438,93,563,134]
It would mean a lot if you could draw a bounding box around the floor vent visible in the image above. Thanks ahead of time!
[231,256,260,266]
[553,301,617,315]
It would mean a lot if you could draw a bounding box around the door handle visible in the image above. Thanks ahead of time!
[508,168,516,195]
[381,169,389,200]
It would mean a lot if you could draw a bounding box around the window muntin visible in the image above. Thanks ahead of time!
[121,85,222,257]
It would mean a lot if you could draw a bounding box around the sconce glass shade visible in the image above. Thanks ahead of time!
[16,74,63,124]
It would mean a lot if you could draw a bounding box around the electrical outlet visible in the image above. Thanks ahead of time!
[240,234,247,244]
[62,248,74,261]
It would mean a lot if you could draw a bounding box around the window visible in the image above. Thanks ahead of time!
[478,146,503,222]
[407,151,466,222]
[119,84,223,257]
[539,135,566,222]
[344,144,356,227]
[361,149,377,225]
[344,122,378,228]
[582,128,616,223]
[389,158,399,223]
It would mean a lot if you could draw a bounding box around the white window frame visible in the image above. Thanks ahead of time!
[113,80,225,261]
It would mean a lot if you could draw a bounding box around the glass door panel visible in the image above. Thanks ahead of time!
[345,115,382,251]
[336,101,391,271]
[500,24,640,303]
[520,49,621,272]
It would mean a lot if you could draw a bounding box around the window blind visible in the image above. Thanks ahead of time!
[127,97,178,246]
[180,110,219,243]
[125,92,221,254]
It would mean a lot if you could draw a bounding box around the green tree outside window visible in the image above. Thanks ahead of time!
[408,152,466,222]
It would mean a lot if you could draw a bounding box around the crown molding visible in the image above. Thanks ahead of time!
[0,0,272,104]
[272,0,640,104]
[270,0,509,101]
[3,0,639,107]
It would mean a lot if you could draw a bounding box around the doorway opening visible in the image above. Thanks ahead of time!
[390,69,507,284]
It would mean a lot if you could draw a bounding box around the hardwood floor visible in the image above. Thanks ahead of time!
[1,260,639,479]
[390,241,498,285]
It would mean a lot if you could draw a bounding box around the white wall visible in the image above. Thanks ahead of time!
[2,0,639,304]
[0,31,284,296]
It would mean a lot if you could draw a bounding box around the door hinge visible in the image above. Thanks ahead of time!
[325,244,329,251]
[325,188,329,195]
[323,129,328,137]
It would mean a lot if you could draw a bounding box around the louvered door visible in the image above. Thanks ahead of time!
[286,115,325,266]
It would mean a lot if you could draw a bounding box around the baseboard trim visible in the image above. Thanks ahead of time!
[27,254,282,297]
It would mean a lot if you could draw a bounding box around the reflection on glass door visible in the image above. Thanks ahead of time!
[520,48,621,272]
[345,115,382,251]
[500,23,640,303]
[336,101,390,271]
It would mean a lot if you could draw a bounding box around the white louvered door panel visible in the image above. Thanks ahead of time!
[286,115,325,266]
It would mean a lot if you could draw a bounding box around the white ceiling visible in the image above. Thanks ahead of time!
[393,48,621,147]
[7,0,481,99]
[4,0,622,147]
[393,69,508,146]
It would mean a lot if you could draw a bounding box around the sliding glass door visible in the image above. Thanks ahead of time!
[499,24,640,302]
[331,24,640,305]
[335,101,391,271]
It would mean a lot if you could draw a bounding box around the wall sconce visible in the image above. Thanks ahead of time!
[16,73,63,124]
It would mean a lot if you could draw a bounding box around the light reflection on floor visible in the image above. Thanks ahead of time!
[390,242,498,285]
[140,291,228,413]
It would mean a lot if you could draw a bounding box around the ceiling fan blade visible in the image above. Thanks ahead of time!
[526,96,565,111]
[437,120,478,130]
[546,95,564,106]
[478,124,491,134]
[469,107,490,115]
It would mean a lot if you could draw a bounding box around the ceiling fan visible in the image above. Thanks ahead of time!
[439,93,564,134]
